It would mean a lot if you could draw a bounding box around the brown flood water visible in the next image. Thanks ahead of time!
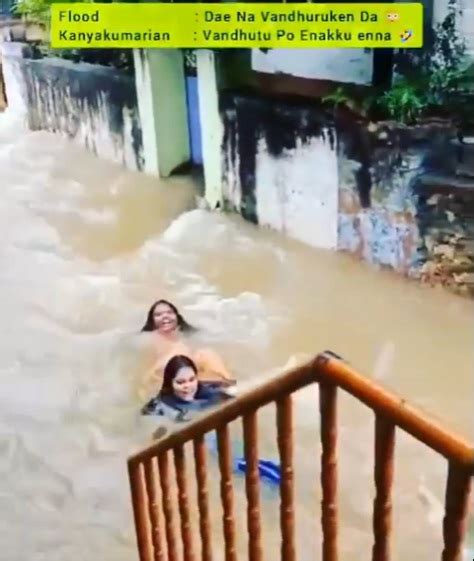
[0,111,473,561]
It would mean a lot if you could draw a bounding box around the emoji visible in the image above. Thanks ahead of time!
[400,29,413,42]
[386,11,400,22]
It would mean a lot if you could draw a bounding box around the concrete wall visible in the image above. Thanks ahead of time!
[251,48,373,86]
[219,90,474,294]
[1,42,144,171]
[221,92,338,249]
[337,121,456,274]
[196,50,223,208]
[133,49,190,177]
[0,19,46,43]
[1,43,193,176]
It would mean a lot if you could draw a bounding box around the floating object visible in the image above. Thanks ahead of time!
[205,434,281,485]
[236,458,281,485]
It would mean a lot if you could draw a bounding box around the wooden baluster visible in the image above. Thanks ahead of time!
[277,396,296,561]
[319,384,338,561]
[128,461,153,561]
[243,412,263,561]
[216,425,237,561]
[158,452,179,561]
[174,445,195,561]
[144,458,166,561]
[441,462,473,561]
[193,436,213,561]
[372,416,396,561]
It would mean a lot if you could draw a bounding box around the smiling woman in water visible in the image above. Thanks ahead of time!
[141,299,195,334]
[141,355,235,423]
[139,299,235,400]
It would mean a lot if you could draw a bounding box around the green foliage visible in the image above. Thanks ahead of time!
[394,0,466,80]
[322,87,353,108]
[13,0,90,24]
[324,0,473,126]
[13,0,50,23]
[391,0,472,121]
[375,79,426,124]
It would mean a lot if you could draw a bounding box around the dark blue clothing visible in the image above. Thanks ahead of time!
[141,383,231,423]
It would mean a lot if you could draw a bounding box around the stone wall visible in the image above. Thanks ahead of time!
[337,120,456,274]
[219,90,474,296]
[417,167,474,295]
[1,42,143,171]
[339,122,474,295]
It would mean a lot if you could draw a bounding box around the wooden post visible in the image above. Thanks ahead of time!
[174,445,195,561]
[128,461,153,561]
[216,425,237,561]
[277,396,296,561]
[441,463,472,561]
[243,412,263,561]
[144,458,166,561]
[193,436,213,561]
[158,452,179,561]
[319,384,338,561]
[372,416,396,561]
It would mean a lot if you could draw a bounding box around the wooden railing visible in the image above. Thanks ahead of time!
[127,351,474,561]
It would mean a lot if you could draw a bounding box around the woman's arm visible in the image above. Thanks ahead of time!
[221,385,239,397]
[138,366,163,402]
[194,348,235,382]
[141,396,162,416]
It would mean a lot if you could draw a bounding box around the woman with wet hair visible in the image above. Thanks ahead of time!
[141,299,195,333]
[139,299,234,401]
[141,355,234,424]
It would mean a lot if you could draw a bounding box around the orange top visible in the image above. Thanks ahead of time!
[139,336,234,401]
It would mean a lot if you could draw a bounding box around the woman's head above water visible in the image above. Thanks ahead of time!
[160,355,199,402]
[141,299,194,334]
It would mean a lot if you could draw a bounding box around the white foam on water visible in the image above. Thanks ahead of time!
[372,340,396,381]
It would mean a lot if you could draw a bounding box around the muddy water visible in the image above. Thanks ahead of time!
[0,110,473,561]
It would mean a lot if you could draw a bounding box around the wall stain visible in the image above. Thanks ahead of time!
[336,120,373,208]
[220,89,335,223]
[18,54,144,170]
[219,90,474,294]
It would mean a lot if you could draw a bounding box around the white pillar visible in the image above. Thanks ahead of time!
[196,49,223,209]
[133,49,190,177]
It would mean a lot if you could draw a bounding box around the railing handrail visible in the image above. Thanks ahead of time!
[128,360,318,465]
[315,352,474,469]
[128,351,474,471]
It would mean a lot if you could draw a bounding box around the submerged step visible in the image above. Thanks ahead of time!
[431,138,474,179]
[449,138,474,169]
[419,173,474,192]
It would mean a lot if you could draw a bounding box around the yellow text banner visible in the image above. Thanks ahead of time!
[50,3,423,49]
